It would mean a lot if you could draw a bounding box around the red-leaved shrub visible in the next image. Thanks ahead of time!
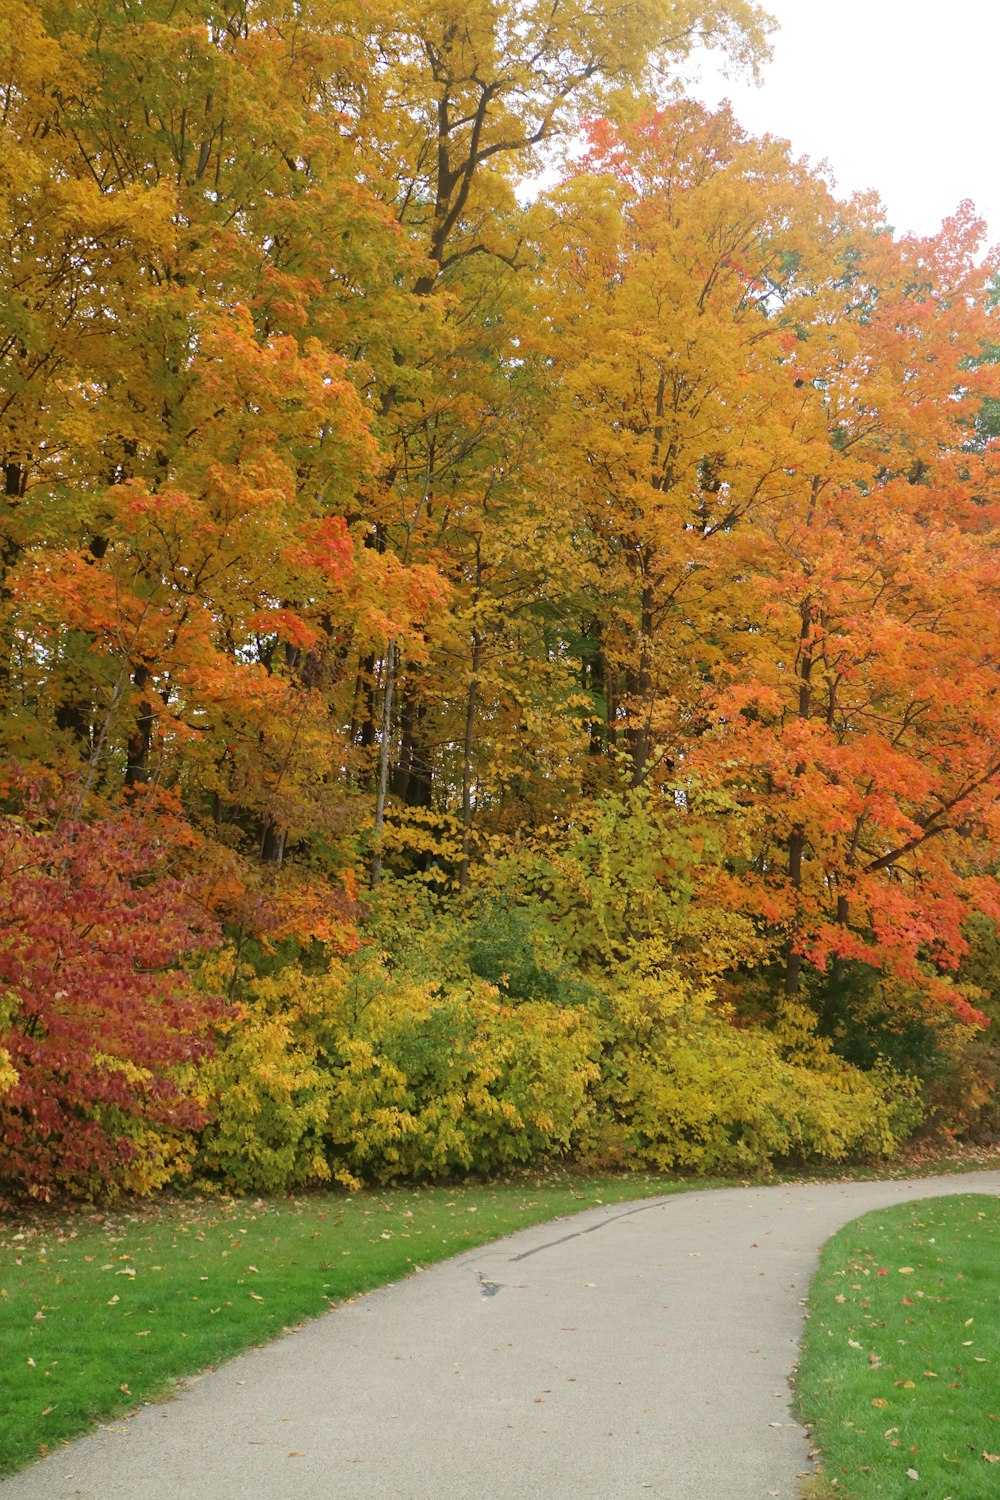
[0,813,221,1198]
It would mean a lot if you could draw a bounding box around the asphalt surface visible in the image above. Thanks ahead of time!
[4,1171,1000,1500]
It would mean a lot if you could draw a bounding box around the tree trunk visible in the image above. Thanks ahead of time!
[356,652,378,752]
[260,822,286,866]
[626,579,655,787]
[784,827,806,997]
[458,630,482,890]
[124,662,155,789]
[392,677,417,803]
[370,641,397,888]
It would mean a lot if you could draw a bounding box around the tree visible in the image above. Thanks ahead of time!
[694,206,1000,1017]
[0,0,434,941]
[350,0,775,881]
[536,103,848,783]
[536,104,1000,1019]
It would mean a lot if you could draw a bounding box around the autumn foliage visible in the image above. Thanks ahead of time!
[2,1,1000,1197]
[0,806,220,1197]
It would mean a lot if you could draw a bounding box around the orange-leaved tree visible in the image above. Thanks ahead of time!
[701,204,1000,1023]
[537,104,1000,1025]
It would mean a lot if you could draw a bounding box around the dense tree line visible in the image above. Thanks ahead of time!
[3,1,999,1197]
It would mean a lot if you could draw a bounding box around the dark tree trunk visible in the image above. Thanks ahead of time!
[123,663,155,788]
[396,687,433,810]
[626,579,655,787]
[784,827,806,997]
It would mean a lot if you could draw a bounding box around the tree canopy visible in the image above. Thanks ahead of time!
[3,0,1000,1198]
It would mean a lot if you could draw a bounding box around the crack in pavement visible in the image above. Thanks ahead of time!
[507,1197,669,1261]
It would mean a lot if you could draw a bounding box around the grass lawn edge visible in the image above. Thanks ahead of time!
[3,1145,999,1480]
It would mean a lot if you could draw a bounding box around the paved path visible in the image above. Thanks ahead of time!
[4,1172,999,1500]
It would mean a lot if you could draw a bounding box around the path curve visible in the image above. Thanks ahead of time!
[3,1171,999,1500]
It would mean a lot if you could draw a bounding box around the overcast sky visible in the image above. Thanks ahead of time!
[689,0,1000,245]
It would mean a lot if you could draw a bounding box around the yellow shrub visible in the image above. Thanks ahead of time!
[591,975,913,1172]
[197,957,599,1189]
[196,951,919,1191]
[0,1047,16,1097]
[89,1055,202,1196]
[319,963,599,1181]
[0,988,19,1096]
[197,981,337,1193]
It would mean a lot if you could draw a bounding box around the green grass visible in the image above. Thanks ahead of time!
[4,1151,998,1482]
[0,1168,707,1476]
[795,1194,1000,1500]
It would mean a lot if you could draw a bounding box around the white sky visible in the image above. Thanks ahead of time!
[689,0,1000,245]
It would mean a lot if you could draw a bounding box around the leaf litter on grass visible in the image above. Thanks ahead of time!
[796,1194,1000,1500]
[0,1168,697,1476]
